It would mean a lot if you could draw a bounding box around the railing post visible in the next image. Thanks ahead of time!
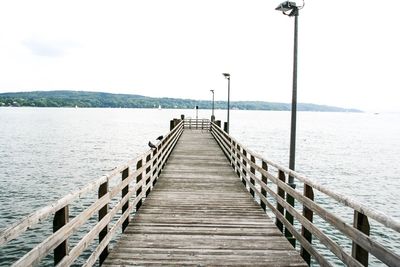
[352,211,370,266]
[145,154,152,197]
[121,167,129,232]
[236,145,244,185]
[224,122,228,133]
[276,170,286,233]
[230,138,234,167]
[152,149,158,187]
[136,159,143,210]
[53,205,69,265]
[215,120,221,128]
[98,181,109,265]
[174,118,180,129]
[301,184,314,265]
[261,161,268,211]
[170,119,175,131]
[242,149,248,189]
[250,155,256,198]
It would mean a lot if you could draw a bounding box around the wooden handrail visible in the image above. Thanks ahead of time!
[183,118,211,130]
[0,120,184,266]
[210,121,400,267]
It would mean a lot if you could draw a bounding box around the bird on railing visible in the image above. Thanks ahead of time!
[148,141,157,150]
[156,135,163,141]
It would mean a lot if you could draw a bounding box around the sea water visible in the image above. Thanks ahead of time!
[0,108,399,266]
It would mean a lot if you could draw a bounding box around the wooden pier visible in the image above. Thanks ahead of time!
[1,118,400,266]
[103,130,305,266]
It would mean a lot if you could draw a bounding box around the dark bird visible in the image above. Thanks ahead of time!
[148,141,157,149]
[156,135,163,141]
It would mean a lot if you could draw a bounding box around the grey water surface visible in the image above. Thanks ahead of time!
[0,108,399,266]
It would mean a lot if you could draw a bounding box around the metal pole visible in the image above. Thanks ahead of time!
[212,91,215,117]
[227,77,230,134]
[288,12,298,182]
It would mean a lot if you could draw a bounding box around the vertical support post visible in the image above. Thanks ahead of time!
[181,114,185,120]
[236,145,243,183]
[260,161,268,211]
[53,205,69,265]
[242,149,248,189]
[152,149,158,187]
[98,181,109,265]
[229,140,234,169]
[230,138,234,168]
[301,184,314,265]
[170,119,175,131]
[276,170,286,233]
[215,120,221,128]
[224,122,228,133]
[121,167,129,232]
[145,154,151,197]
[352,211,370,266]
[136,159,143,210]
[174,118,179,129]
[250,155,256,198]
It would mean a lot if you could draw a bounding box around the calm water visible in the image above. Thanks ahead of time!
[0,107,399,266]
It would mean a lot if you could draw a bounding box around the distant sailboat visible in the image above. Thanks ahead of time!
[158,105,162,110]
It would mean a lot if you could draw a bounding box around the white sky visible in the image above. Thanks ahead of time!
[0,0,399,112]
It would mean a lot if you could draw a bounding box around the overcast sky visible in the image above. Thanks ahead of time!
[0,0,399,112]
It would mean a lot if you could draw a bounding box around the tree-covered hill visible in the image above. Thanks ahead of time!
[0,90,362,112]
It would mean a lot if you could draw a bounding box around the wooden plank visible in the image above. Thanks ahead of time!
[103,130,306,266]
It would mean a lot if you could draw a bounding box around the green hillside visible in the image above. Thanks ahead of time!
[0,90,362,112]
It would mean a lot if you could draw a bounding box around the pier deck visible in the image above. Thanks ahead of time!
[103,130,306,266]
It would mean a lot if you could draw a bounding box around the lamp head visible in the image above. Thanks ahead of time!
[210,89,214,93]
[275,1,297,12]
[276,1,302,16]
[222,73,230,79]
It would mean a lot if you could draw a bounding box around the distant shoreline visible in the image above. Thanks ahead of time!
[0,90,362,113]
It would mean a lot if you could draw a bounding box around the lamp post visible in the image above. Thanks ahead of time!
[276,0,302,182]
[276,0,305,253]
[222,73,230,133]
[210,89,215,122]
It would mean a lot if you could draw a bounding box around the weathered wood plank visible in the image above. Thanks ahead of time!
[103,130,306,266]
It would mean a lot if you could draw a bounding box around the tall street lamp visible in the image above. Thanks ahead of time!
[275,0,304,181]
[210,89,215,122]
[276,0,305,252]
[222,73,230,133]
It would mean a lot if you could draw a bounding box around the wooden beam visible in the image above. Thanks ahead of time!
[352,211,370,266]
[122,168,130,232]
[98,181,109,265]
[53,205,69,265]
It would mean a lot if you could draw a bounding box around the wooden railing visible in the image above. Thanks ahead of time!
[210,121,400,267]
[183,118,210,130]
[0,120,184,267]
